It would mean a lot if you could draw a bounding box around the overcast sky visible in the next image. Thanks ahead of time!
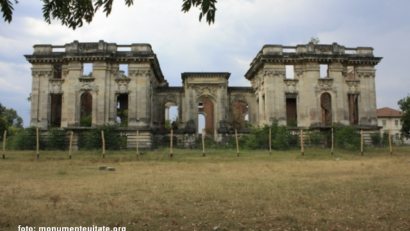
[0,0,409,127]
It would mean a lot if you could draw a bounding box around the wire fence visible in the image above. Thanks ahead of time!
[0,126,402,159]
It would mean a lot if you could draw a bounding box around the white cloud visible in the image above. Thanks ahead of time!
[1,0,410,125]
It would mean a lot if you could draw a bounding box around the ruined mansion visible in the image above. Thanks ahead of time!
[25,41,382,148]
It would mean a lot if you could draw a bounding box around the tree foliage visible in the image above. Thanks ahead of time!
[398,95,410,139]
[2,0,217,29]
[334,125,360,151]
[0,102,23,138]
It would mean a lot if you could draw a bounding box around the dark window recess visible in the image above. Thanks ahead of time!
[53,65,62,79]
[80,92,92,127]
[50,94,62,127]
[286,98,297,126]
[117,94,129,127]
[232,101,248,129]
[348,94,359,125]
[321,93,332,126]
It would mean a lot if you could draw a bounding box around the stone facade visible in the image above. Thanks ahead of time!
[25,41,382,148]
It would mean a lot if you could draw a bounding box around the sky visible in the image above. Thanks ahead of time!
[0,0,409,127]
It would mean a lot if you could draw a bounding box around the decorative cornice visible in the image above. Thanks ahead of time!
[129,70,151,77]
[356,71,375,78]
[264,70,285,76]
[32,71,52,77]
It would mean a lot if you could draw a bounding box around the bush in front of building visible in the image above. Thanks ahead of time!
[334,125,360,151]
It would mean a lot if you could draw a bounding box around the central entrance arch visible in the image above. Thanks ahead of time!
[197,96,215,135]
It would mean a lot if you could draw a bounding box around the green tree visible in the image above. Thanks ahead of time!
[0,103,23,137]
[1,0,217,29]
[398,95,410,139]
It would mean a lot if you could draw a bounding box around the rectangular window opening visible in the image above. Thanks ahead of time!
[83,63,93,77]
[117,47,131,52]
[117,94,129,127]
[52,47,65,52]
[283,48,296,53]
[285,65,294,79]
[320,64,328,78]
[53,64,62,79]
[345,49,356,54]
[119,64,129,77]
[347,66,355,79]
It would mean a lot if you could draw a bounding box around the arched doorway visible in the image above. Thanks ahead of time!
[197,97,214,134]
[321,92,332,126]
[232,101,249,129]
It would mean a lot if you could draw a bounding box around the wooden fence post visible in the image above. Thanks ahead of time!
[331,127,334,155]
[136,130,139,158]
[170,129,173,158]
[269,127,272,155]
[101,131,105,158]
[36,127,39,159]
[69,131,73,159]
[361,130,364,156]
[2,130,6,159]
[300,129,304,156]
[202,129,205,157]
[235,129,239,157]
[389,130,392,155]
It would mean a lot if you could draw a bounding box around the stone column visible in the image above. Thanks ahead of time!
[39,70,52,128]
[29,71,40,127]
[357,66,377,125]
[329,62,348,125]
[62,61,82,127]
[264,65,286,125]
[93,61,109,126]
[299,62,321,127]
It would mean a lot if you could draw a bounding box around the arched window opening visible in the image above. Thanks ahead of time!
[80,92,92,127]
[321,92,332,126]
[198,98,214,133]
[232,101,248,129]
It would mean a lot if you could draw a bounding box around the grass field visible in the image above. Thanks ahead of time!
[0,147,410,230]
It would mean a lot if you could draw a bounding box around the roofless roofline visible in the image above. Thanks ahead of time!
[181,72,231,81]
[245,42,382,80]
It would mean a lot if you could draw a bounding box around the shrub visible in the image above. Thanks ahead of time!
[334,125,360,150]
[381,132,391,146]
[79,124,123,150]
[10,127,45,150]
[308,132,323,146]
[273,126,291,150]
[80,115,92,127]
[370,132,382,146]
[47,128,67,150]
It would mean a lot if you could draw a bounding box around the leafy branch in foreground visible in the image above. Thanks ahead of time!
[2,0,217,30]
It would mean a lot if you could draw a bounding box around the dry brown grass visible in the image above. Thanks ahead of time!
[0,147,409,230]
